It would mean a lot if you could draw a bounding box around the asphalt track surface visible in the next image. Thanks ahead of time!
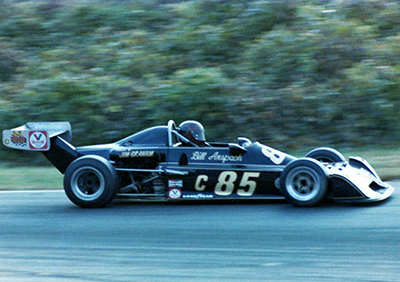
[0,183,399,281]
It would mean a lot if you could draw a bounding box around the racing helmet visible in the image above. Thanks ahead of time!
[179,120,206,146]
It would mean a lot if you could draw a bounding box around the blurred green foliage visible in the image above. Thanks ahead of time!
[1,0,400,164]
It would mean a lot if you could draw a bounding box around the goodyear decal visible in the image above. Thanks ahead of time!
[182,194,214,199]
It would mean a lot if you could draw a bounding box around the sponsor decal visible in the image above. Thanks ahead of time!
[191,151,243,163]
[168,188,182,199]
[208,152,243,163]
[168,179,183,188]
[191,151,207,161]
[182,194,214,199]
[29,131,48,150]
[11,131,27,147]
[119,150,155,158]
[28,122,66,130]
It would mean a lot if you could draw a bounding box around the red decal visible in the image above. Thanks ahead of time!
[29,131,48,150]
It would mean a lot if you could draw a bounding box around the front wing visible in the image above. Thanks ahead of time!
[326,158,394,203]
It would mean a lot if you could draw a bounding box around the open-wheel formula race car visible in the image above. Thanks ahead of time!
[2,120,394,208]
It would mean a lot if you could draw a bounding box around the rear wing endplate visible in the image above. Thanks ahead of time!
[2,122,71,151]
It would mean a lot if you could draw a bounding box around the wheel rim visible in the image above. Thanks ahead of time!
[316,157,334,163]
[70,166,105,201]
[285,166,321,202]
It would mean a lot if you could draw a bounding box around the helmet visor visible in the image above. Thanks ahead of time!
[191,128,205,141]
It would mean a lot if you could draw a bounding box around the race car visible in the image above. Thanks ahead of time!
[2,120,394,208]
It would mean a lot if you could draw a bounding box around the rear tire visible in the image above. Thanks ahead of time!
[280,158,328,207]
[64,155,118,208]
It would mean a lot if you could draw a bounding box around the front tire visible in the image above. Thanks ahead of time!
[305,147,345,163]
[64,155,118,208]
[280,158,328,207]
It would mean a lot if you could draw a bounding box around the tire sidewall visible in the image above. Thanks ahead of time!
[305,147,346,163]
[64,155,117,208]
[280,158,328,207]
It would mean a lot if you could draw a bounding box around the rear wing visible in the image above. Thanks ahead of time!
[3,122,72,151]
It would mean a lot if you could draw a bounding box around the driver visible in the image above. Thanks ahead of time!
[179,120,206,146]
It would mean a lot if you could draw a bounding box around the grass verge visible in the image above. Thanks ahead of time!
[0,166,63,190]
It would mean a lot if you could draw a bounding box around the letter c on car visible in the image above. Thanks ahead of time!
[195,175,208,191]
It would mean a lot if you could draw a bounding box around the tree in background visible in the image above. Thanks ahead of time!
[1,0,400,164]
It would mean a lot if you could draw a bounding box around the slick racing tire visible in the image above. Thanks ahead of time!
[280,158,328,207]
[305,147,346,163]
[64,155,118,208]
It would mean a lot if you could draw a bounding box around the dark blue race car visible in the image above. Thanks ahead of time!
[3,120,394,208]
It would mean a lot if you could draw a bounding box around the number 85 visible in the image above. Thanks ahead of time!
[195,171,260,197]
